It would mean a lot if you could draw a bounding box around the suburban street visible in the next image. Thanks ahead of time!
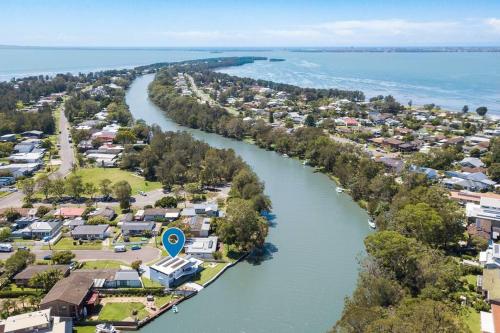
[0,246,162,264]
[51,106,75,179]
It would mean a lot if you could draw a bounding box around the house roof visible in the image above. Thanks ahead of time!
[121,222,155,232]
[2,309,51,332]
[483,268,500,301]
[14,265,69,281]
[71,224,109,235]
[114,270,140,281]
[57,207,85,217]
[144,208,166,216]
[41,272,96,306]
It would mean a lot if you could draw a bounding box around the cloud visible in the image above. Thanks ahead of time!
[485,18,500,32]
[148,18,500,46]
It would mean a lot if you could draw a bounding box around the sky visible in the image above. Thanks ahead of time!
[1,0,500,47]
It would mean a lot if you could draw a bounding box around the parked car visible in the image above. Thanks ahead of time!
[114,245,126,252]
[43,254,52,260]
[131,245,141,250]
[139,191,146,196]
[17,246,29,251]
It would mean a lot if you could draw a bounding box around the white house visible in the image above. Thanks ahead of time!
[184,236,218,259]
[149,256,202,288]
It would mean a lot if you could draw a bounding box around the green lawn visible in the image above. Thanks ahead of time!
[81,260,126,270]
[192,262,227,286]
[154,295,174,308]
[43,237,102,250]
[3,283,37,292]
[98,302,149,321]
[463,274,477,286]
[462,307,480,333]
[75,168,162,195]
[141,276,163,288]
[74,327,96,333]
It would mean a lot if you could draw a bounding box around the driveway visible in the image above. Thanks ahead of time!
[0,246,162,264]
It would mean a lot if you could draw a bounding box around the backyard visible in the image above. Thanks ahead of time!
[75,168,162,195]
[81,260,126,270]
[98,301,149,321]
[192,262,227,286]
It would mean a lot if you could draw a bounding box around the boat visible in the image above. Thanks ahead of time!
[336,187,344,193]
[368,218,376,229]
[172,305,179,313]
[96,323,116,333]
[282,153,289,158]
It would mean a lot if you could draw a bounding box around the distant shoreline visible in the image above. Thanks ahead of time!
[1,45,500,53]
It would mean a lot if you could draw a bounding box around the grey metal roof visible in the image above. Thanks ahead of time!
[71,224,109,235]
[114,270,140,281]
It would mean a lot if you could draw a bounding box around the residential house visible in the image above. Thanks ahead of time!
[53,207,85,219]
[8,152,44,163]
[149,256,202,288]
[22,130,44,139]
[193,203,219,217]
[0,176,15,187]
[409,165,438,180]
[22,220,62,239]
[450,191,500,205]
[71,225,109,240]
[165,208,181,221]
[377,157,404,174]
[185,216,211,237]
[121,222,157,236]
[460,157,485,169]
[0,163,41,178]
[40,270,113,318]
[88,207,115,221]
[14,265,70,287]
[443,171,496,192]
[467,197,500,240]
[13,141,36,153]
[0,309,72,333]
[184,236,218,259]
[143,208,166,221]
[103,270,142,288]
[480,304,500,333]
[180,208,196,218]
[66,218,85,230]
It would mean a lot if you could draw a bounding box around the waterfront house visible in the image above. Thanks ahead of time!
[40,270,113,319]
[14,265,70,287]
[149,256,202,288]
[184,236,218,259]
[71,225,109,240]
[442,171,496,192]
[466,197,500,240]
[104,270,142,288]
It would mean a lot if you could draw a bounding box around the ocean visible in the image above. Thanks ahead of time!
[1,46,499,114]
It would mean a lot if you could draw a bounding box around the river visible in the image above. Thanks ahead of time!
[126,74,370,332]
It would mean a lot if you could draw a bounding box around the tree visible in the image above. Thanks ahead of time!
[65,174,84,199]
[51,251,75,265]
[29,268,63,291]
[99,178,112,199]
[462,105,469,113]
[3,208,21,222]
[37,174,52,200]
[155,196,177,208]
[476,106,488,116]
[113,180,132,210]
[391,203,444,246]
[217,198,268,251]
[304,114,316,127]
[49,178,66,202]
[0,227,11,241]
[36,206,51,218]
[131,260,142,272]
[84,182,97,201]
[86,216,109,225]
[20,178,35,203]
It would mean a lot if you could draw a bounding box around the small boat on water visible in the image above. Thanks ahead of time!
[368,218,376,229]
[96,323,116,333]
[172,305,179,313]
[336,187,344,193]
[282,153,289,158]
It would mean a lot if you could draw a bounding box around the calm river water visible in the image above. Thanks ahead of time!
[126,74,370,332]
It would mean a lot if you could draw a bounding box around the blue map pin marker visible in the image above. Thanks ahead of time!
[162,227,185,257]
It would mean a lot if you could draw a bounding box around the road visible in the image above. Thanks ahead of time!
[0,106,75,209]
[51,106,75,179]
[0,246,162,264]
